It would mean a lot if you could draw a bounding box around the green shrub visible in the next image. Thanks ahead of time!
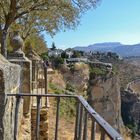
[49,83,64,94]
[126,124,136,139]
[59,98,76,118]
[66,83,75,92]
[40,52,49,60]
[50,56,64,69]
[89,67,107,76]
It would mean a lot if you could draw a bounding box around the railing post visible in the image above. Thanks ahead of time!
[78,104,83,140]
[35,96,41,140]
[36,67,39,94]
[83,110,88,140]
[91,120,96,140]
[55,97,60,140]
[14,95,21,140]
[100,129,105,140]
[44,61,49,108]
[74,101,80,140]
[44,62,47,95]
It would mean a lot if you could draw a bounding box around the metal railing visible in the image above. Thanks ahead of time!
[7,93,124,140]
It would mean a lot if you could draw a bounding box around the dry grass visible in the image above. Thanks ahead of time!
[47,98,132,140]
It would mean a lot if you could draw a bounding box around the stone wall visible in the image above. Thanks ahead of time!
[8,53,32,140]
[31,107,49,140]
[0,54,21,140]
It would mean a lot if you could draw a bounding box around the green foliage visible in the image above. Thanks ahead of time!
[49,83,76,118]
[24,41,33,54]
[50,56,64,69]
[49,83,64,94]
[126,124,137,139]
[59,98,76,118]
[51,42,56,50]
[0,0,100,56]
[66,83,75,92]
[40,52,49,60]
[0,0,100,37]
[61,51,69,59]
[89,67,107,76]
[72,50,82,58]
[24,34,48,54]
[112,65,117,75]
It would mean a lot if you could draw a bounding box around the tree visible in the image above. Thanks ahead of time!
[72,50,81,58]
[0,0,100,57]
[61,51,69,59]
[51,42,56,50]
[24,34,48,55]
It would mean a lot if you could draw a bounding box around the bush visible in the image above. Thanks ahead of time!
[61,51,69,59]
[50,56,64,69]
[89,67,107,76]
[40,52,49,60]
[126,124,136,139]
[66,83,75,92]
[59,98,76,118]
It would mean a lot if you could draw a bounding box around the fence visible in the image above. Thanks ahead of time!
[7,93,123,140]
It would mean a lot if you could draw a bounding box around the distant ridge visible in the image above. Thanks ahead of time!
[73,42,140,57]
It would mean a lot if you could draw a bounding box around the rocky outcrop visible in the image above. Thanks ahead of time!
[88,74,123,131]
[127,80,140,95]
[60,63,89,95]
[57,62,123,131]
[0,54,21,140]
[121,82,140,135]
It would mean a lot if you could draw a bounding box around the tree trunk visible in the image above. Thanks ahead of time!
[0,30,8,58]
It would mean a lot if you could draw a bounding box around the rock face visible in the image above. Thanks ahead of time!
[127,80,140,95]
[88,75,123,131]
[60,63,89,95]
[58,62,123,131]
[121,81,140,135]
[0,54,21,140]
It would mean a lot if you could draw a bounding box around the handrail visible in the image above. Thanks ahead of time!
[7,93,124,140]
[77,96,123,140]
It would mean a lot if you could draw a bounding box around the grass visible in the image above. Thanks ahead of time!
[49,82,76,118]
[89,67,107,77]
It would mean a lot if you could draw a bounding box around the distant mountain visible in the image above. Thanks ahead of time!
[73,42,140,57]
[112,44,140,57]
[74,42,122,52]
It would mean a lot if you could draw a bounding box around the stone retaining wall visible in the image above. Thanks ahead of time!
[0,54,21,140]
[31,107,49,140]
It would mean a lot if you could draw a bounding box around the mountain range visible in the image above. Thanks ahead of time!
[73,42,140,57]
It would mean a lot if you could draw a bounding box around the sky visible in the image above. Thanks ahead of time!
[44,0,140,49]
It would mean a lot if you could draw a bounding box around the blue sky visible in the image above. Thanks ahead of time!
[44,0,140,49]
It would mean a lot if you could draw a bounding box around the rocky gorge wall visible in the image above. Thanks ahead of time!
[121,80,140,135]
[88,74,123,131]
[58,63,123,131]
[60,63,89,95]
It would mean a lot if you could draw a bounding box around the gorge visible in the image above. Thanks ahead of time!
[47,55,140,139]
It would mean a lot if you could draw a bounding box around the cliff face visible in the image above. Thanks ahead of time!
[49,62,123,132]
[58,62,123,131]
[121,81,140,135]
[88,75,123,131]
[60,63,89,95]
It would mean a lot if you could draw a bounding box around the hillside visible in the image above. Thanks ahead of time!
[74,42,140,57]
